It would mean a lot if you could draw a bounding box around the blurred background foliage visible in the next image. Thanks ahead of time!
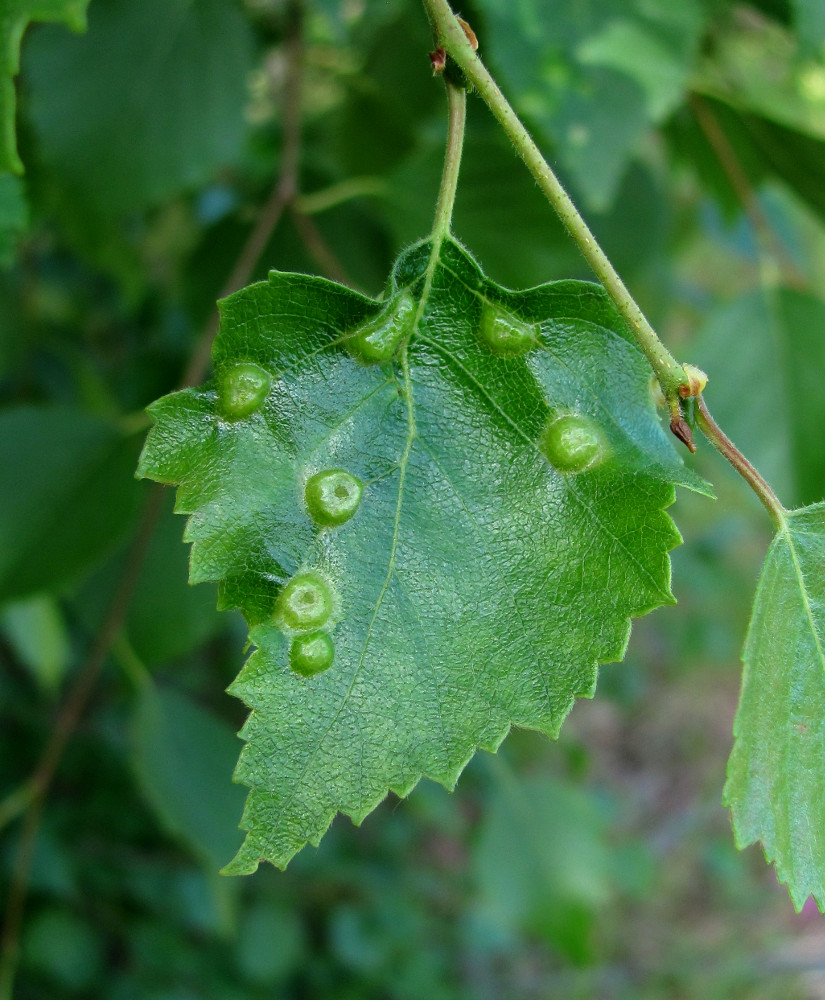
[2,0,825,996]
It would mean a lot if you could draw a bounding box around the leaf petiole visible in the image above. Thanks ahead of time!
[695,396,787,527]
[431,79,466,243]
[421,0,690,412]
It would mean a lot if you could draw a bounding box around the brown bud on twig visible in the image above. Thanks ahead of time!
[670,416,696,453]
[456,16,478,50]
[429,47,447,74]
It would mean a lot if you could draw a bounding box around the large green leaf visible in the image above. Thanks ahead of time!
[724,503,825,910]
[23,0,253,216]
[0,0,89,174]
[137,236,707,872]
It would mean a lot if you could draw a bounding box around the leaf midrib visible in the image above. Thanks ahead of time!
[261,238,444,831]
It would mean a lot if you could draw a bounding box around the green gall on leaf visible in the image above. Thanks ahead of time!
[137,236,710,873]
[305,469,363,527]
[290,631,335,677]
[478,301,537,357]
[347,291,415,363]
[218,362,271,420]
[277,573,333,631]
[539,412,608,473]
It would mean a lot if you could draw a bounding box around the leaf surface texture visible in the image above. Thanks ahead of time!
[138,237,705,870]
[725,503,825,910]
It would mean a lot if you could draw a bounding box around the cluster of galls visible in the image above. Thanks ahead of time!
[217,362,364,678]
[214,291,614,676]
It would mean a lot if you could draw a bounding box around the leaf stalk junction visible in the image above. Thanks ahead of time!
[422,0,790,522]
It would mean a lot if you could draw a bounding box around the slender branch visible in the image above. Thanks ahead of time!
[431,80,466,241]
[420,0,690,411]
[0,784,36,835]
[695,397,786,527]
[290,207,353,286]
[411,78,467,331]
[294,176,386,216]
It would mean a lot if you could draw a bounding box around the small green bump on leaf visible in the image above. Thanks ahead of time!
[218,363,271,420]
[305,469,363,527]
[478,301,537,357]
[290,631,335,677]
[539,413,608,473]
[347,291,415,363]
[277,573,333,631]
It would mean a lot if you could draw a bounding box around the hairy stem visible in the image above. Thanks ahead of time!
[695,397,786,527]
[421,0,689,410]
[431,79,466,242]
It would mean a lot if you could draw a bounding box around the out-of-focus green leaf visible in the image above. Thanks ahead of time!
[696,18,825,142]
[131,684,246,868]
[668,96,825,225]
[742,114,825,224]
[0,592,70,693]
[0,407,142,602]
[0,171,26,263]
[73,495,227,667]
[0,0,89,174]
[577,3,705,122]
[725,503,825,910]
[21,907,103,991]
[693,288,825,507]
[471,767,614,962]
[138,235,707,873]
[387,124,669,290]
[23,0,254,216]
[792,0,825,53]
[235,901,307,984]
[330,3,439,178]
[477,0,706,209]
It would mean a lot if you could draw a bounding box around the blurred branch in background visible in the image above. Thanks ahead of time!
[689,92,807,289]
[0,1,318,993]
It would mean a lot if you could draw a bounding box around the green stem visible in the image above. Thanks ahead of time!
[431,79,466,242]
[695,397,786,527]
[294,176,386,216]
[421,0,689,408]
